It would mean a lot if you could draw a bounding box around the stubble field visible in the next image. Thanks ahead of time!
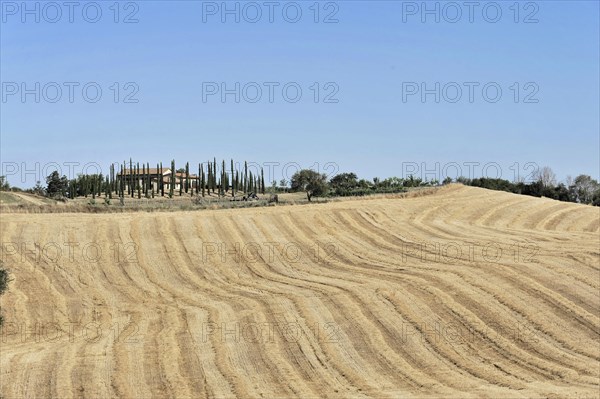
[1,185,599,398]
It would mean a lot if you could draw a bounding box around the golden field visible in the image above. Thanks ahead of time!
[1,185,599,398]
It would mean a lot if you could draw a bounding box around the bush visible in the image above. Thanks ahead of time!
[0,263,10,326]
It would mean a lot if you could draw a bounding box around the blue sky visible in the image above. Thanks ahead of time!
[1,0,598,187]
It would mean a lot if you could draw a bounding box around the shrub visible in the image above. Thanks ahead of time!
[0,262,10,326]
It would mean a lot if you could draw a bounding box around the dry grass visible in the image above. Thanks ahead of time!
[1,188,422,214]
[1,185,598,398]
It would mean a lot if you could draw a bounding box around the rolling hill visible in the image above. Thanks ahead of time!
[1,185,598,398]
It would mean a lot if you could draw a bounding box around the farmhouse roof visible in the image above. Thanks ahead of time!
[118,168,172,176]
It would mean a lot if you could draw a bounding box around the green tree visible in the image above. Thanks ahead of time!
[32,181,45,196]
[179,165,184,197]
[185,162,190,194]
[129,159,134,197]
[46,171,69,198]
[231,159,235,196]
[290,169,328,201]
[146,163,151,198]
[279,179,287,192]
[109,164,114,199]
[169,160,175,198]
[137,163,141,199]
[244,161,248,193]
[105,176,110,198]
[142,163,146,195]
[201,164,206,197]
[330,172,358,194]
[222,160,226,195]
[208,160,212,194]
[213,158,217,193]
[157,162,161,197]
[0,176,10,191]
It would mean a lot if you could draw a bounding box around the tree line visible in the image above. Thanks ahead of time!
[40,159,267,201]
[2,163,598,207]
[289,167,600,206]
[449,167,600,206]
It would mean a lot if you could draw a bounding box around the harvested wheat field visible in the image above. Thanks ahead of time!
[0,185,599,398]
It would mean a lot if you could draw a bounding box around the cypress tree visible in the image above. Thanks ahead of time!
[196,163,202,195]
[211,161,215,194]
[230,159,235,196]
[160,162,164,197]
[146,162,150,198]
[213,162,217,194]
[213,157,217,190]
[128,160,131,198]
[169,160,175,198]
[156,162,160,196]
[207,163,211,195]
[129,159,133,197]
[261,168,265,194]
[179,166,183,196]
[218,173,222,197]
[109,164,113,196]
[217,166,221,197]
[137,163,141,199]
[185,162,190,194]
[220,160,225,195]
[109,165,114,199]
[121,162,125,198]
[244,161,248,193]
[121,161,124,197]
[134,163,137,198]
[201,164,205,197]
[222,160,226,193]
[115,165,121,197]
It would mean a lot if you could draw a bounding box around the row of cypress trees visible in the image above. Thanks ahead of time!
[62,159,268,200]
[111,159,266,199]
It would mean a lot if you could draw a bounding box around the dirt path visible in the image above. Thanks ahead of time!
[8,192,49,206]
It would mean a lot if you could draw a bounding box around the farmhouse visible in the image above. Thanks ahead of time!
[117,167,198,192]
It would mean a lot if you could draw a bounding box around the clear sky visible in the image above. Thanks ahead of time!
[1,0,598,187]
